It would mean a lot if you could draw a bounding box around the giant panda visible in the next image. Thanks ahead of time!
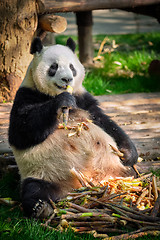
[9,37,138,218]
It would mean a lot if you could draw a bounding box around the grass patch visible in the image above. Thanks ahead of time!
[56,32,160,95]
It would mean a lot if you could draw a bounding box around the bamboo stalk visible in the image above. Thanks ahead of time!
[136,173,152,181]
[62,85,73,127]
[107,192,127,200]
[112,213,160,226]
[61,212,116,223]
[69,221,114,227]
[109,144,124,157]
[151,194,160,218]
[68,202,91,213]
[70,167,87,187]
[152,176,158,201]
[78,171,95,187]
[133,164,141,177]
[89,197,160,222]
[105,227,160,240]
[136,189,149,206]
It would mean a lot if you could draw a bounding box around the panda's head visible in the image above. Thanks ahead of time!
[22,37,85,96]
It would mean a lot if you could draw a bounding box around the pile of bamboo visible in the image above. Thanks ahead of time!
[42,172,160,240]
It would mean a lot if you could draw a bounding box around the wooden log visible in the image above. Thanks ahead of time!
[121,3,160,22]
[76,11,93,65]
[38,14,67,33]
[36,0,160,15]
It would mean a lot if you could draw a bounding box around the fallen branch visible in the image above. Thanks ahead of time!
[105,228,160,240]
[151,194,160,218]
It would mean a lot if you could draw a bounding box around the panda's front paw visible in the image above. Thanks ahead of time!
[120,147,138,167]
[32,199,54,218]
[56,92,77,110]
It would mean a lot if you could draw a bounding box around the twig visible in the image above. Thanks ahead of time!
[133,164,141,177]
[43,212,56,227]
[104,227,160,240]
[89,197,160,222]
[152,176,158,201]
[78,171,95,187]
[61,212,116,223]
[109,144,124,157]
[136,189,149,206]
[93,37,109,61]
[151,194,160,218]
[68,202,91,213]
[70,167,87,187]
[136,173,152,181]
[112,213,160,226]
[107,192,127,200]
[49,198,57,209]
[69,221,114,227]
[149,181,152,198]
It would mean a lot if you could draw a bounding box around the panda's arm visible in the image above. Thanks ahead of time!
[75,92,138,166]
[9,87,76,149]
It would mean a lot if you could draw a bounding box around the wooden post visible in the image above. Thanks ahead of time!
[76,11,93,65]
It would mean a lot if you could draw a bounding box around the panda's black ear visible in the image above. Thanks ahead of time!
[66,38,76,52]
[30,37,43,54]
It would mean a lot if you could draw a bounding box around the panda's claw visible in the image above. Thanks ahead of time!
[32,199,54,218]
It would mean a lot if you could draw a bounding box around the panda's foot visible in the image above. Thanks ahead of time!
[32,199,54,218]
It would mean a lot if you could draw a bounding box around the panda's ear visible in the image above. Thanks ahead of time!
[66,38,76,52]
[30,37,43,54]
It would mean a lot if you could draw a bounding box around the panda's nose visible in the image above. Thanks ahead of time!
[61,77,73,83]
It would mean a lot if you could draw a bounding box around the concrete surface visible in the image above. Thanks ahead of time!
[57,9,160,36]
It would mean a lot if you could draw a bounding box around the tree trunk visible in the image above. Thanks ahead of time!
[0,0,38,102]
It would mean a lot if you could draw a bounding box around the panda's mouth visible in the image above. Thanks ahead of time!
[55,83,67,90]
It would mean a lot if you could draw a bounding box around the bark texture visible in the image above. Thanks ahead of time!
[0,0,38,101]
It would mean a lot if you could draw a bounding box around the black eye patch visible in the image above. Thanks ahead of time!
[48,63,58,77]
[70,64,77,77]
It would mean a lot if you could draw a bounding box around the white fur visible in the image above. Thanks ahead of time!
[21,45,85,96]
[12,110,132,196]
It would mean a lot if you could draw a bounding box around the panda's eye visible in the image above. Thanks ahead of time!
[48,63,58,77]
[70,64,77,77]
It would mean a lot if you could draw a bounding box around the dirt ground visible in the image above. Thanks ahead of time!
[0,92,160,160]
[96,92,160,160]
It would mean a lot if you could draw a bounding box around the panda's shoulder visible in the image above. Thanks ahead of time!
[14,87,52,105]
[75,91,99,109]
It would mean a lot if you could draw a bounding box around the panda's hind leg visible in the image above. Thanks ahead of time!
[21,178,60,218]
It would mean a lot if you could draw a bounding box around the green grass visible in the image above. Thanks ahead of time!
[56,32,160,95]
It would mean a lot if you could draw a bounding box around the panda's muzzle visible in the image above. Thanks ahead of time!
[61,77,73,83]
[55,77,73,90]
[55,83,67,90]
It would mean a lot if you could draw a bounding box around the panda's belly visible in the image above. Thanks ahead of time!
[12,109,129,187]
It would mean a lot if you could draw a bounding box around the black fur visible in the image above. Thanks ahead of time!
[9,87,138,166]
[9,87,76,149]
[48,63,58,77]
[30,37,43,54]
[70,64,77,77]
[21,178,60,217]
[66,38,76,52]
